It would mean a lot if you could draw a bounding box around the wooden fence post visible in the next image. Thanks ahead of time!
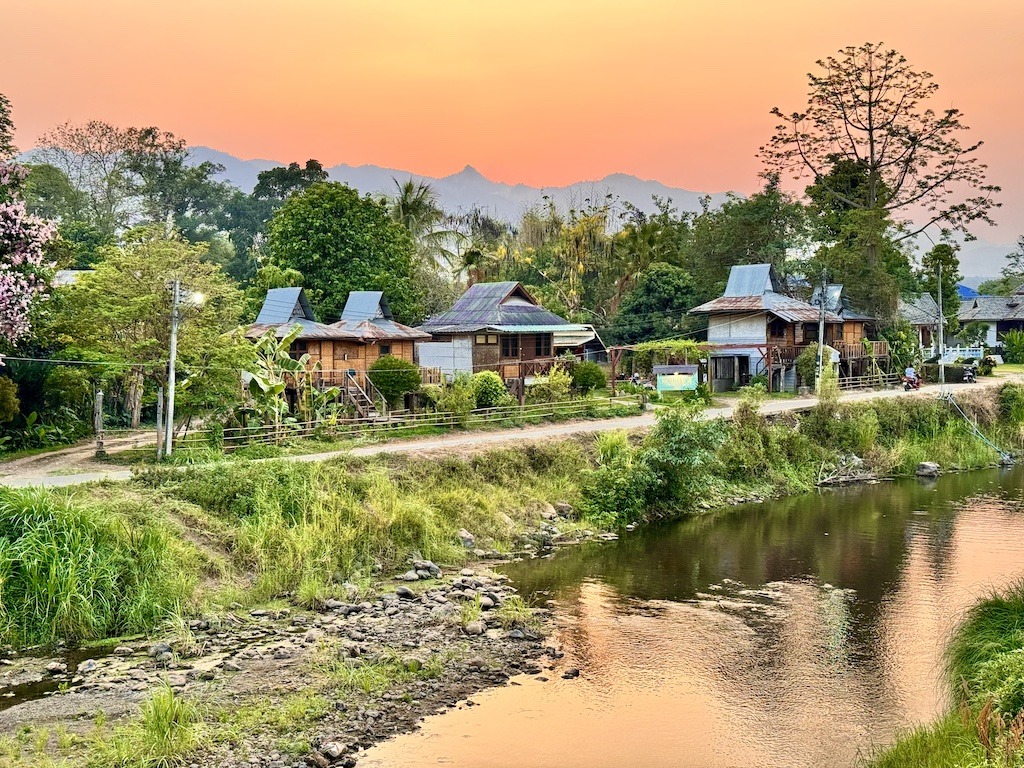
[156,386,164,461]
[94,390,106,458]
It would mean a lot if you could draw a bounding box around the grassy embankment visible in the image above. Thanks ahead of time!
[1,384,1023,765]
[868,580,1024,767]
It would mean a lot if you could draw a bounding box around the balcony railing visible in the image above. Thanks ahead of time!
[766,340,890,365]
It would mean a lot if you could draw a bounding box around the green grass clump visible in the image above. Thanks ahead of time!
[949,580,1024,706]
[0,488,195,647]
[92,685,202,768]
[867,714,984,768]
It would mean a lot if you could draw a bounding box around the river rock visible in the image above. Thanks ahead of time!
[413,559,442,577]
[77,659,97,674]
[321,741,348,759]
[562,668,581,679]
[463,621,486,636]
[460,568,475,577]
[478,596,495,610]
[554,501,573,517]
[458,528,476,548]
[45,661,67,675]
[400,570,420,582]
[222,660,242,672]
[113,645,134,656]
[916,461,941,477]
[396,586,417,600]
[156,651,174,665]
[148,642,172,657]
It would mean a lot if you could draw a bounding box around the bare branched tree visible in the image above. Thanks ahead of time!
[761,42,1000,241]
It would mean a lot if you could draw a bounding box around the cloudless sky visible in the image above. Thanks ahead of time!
[4,0,1022,240]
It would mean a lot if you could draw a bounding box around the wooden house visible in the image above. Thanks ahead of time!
[416,282,595,380]
[690,265,890,392]
[247,288,429,414]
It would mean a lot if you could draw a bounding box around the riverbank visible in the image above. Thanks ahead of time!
[867,580,1024,767]
[1,383,1024,767]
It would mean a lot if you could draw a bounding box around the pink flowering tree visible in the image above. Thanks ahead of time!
[0,94,55,346]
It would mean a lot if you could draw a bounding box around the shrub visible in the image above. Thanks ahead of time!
[42,366,93,420]
[638,401,725,507]
[795,343,819,386]
[526,364,572,403]
[979,356,997,376]
[471,371,514,408]
[368,355,422,408]
[1000,384,1024,423]
[1003,329,1024,364]
[0,377,18,424]
[437,374,477,425]
[571,361,606,395]
[577,452,659,528]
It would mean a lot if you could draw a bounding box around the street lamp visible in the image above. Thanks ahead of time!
[164,279,205,457]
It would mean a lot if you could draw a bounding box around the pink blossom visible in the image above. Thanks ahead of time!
[0,161,54,345]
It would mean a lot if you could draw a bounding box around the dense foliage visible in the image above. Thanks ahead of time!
[368,355,422,408]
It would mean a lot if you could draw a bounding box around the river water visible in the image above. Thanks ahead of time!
[362,467,1024,768]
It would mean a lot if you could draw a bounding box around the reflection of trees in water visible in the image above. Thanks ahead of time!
[505,468,1022,658]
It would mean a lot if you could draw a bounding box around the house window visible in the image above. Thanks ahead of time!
[290,340,307,360]
[380,344,391,356]
[475,334,499,345]
[535,334,552,358]
[768,318,787,339]
[486,334,498,344]
[501,335,519,358]
[475,334,487,344]
[712,357,735,380]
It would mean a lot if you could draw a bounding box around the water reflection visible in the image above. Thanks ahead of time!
[362,467,1024,768]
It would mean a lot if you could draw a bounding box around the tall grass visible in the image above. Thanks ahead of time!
[0,488,195,646]
[136,443,589,602]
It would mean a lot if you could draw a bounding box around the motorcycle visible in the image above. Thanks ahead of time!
[963,365,977,384]
[902,374,922,391]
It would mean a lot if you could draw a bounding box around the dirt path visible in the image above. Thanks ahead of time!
[0,379,1011,489]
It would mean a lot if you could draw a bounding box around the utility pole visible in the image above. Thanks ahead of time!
[156,385,164,462]
[164,279,180,457]
[937,262,945,389]
[815,269,827,394]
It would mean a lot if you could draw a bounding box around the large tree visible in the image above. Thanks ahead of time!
[266,182,423,323]
[763,43,999,242]
[607,262,700,344]
[919,243,962,326]
[48,226,242,425]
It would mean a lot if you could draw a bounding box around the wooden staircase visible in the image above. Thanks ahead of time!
[342,371,386,419]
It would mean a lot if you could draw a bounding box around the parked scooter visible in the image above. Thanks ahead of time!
[963,365,977,384]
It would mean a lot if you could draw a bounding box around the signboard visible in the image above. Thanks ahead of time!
[653,364,698,392]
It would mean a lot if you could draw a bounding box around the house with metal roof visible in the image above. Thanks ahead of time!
[690,265,890,392]
[416,281,596,379]
[898,293,942,352]
[246,288,429,414]
[957,286,1024,347]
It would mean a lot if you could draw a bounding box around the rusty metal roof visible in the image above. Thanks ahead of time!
[246,317,429,343]
[690,293,841,324]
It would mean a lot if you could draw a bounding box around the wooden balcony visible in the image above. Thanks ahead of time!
[766,340,890,366]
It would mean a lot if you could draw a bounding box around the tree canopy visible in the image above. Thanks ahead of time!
[762,43,998,242]
[266,182,423,323]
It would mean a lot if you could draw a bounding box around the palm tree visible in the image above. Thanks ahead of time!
[388,178,464,271]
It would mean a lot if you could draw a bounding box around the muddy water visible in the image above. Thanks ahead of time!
[362,467,1024,768]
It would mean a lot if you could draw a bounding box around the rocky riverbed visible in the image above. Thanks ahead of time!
[0,561,566,768]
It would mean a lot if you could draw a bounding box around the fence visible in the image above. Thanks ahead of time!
[837,372,903,390]
[174,395,644,451]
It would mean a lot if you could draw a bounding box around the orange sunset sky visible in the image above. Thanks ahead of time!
[4,0,1023,245]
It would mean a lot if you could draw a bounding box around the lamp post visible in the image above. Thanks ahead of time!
[163,280,204,458]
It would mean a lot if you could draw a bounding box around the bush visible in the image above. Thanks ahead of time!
[979,356,997,376]
[0,377,18,424]
[571,361,606,395]
[368,355,422,408]
[43,366,93,420]
[0,488,194,646]
[1002,329,1024,364]
[437,374,476,425]
[577,453,658,528]
[526,364,572,403]
[471,371,515,408]
[795,343,818,386]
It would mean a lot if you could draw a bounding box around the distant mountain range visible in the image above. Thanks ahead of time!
[189,147,732,222]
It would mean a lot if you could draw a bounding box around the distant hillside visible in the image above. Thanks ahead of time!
[188,147,731,221]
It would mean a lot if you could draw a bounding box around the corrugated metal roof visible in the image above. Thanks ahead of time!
[255,287,316,325]
[691,293,842,324]
[328,318,430,341]
[724,264,781,297]
[957,295,1024,322]
[342,291,392,321]
[246,319,353,341]
[899,294,942,325]
[419,281,574,334]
